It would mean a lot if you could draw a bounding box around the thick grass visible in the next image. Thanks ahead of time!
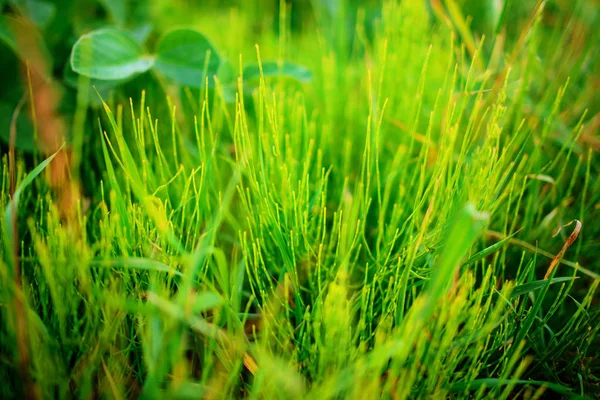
[1,0,600,398]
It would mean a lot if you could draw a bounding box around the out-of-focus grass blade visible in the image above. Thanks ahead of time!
[89,257,183,276]
[146,292,226,341]
[423,204,489,316]
[492,0,508,34]
[444,0,484,71]
[193,291,223,313]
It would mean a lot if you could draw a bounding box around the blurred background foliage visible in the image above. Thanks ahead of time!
[2,0,598,150]
[1,0,599,263]
[1,0,598,243]
[1,0,599,398]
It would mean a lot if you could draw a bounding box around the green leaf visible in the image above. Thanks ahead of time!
[4,149,61,261]
[153,29,220,87]
[129,23,153,44]
[244,61,313,82]
[70,28,154,80]
[63,61,124,90]
[510,277,575,299]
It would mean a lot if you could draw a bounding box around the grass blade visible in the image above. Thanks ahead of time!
[3,148,61,259]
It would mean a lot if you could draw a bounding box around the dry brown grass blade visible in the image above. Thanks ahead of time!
[544,220,582,280]
[12,16,83,222]
[485,229,598,279]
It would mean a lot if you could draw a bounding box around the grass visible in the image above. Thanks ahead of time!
[1,0,600,398]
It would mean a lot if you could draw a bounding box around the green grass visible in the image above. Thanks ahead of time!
[1,0,600,398]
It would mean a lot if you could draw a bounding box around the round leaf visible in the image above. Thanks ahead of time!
[154,29,220,87]
[70,28,154,80]
[63,61,124,90]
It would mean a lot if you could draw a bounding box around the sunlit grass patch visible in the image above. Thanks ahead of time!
[1,0,599,398]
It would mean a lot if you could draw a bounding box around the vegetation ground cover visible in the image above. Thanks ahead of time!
[1,0,599,398]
